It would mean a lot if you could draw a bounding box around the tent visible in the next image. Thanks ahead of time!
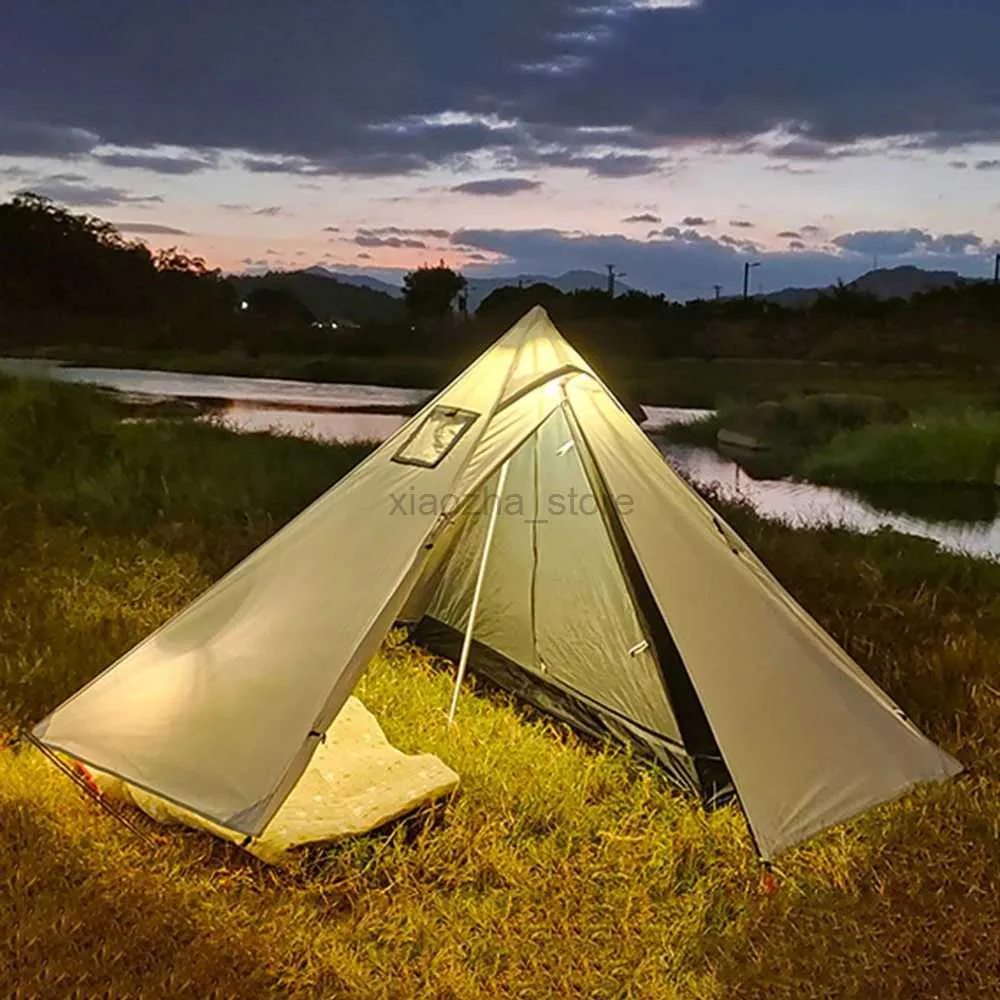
[33,306,960,861]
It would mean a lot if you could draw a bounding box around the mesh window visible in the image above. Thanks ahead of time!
[392,406,479,468]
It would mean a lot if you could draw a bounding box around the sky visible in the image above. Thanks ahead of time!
[2,0,1000,300]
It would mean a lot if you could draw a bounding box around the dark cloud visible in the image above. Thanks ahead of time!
[451,178,542,196]
[681,216,713,227]
[777,230,801,239]
[113,222,188,235]
[521,149,666,177]
[252,206,285,216]
[950,160,969,169]
[3,0,998,185]
[322,225,340,232]
[355,230,427,249]
[975,159,1000,171]
[832,228,986,256]
[765,137,859,161]
[363,225,451,239]
[10,172,162,207]
[0,118,98,156]
[623,213,661,224]
[448,224,1000,300]
[512,2,1000,151]
[718,234,760,251]
[92,149,216,174]
[788,240,806,250]
[357,252,373,259]
[800,224,822,235]
[730,219,755,228]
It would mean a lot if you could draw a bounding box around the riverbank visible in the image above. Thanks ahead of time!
[662,394,1000,491]
[2,375,999,997]
[6,341,1000,409]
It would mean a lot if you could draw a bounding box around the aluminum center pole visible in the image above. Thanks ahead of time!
[447,458,511,724]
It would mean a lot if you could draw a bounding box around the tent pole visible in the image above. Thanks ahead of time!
[448,458,511,724]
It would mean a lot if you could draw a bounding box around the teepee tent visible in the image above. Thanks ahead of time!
[33,306,960,860]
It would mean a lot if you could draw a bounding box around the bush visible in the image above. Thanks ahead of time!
[802,408,1000,486]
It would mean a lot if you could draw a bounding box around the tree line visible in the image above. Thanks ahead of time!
[2,192,999,369]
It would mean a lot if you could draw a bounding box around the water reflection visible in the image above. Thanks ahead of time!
[0,356,429,410]
[657,441,1000,558]
[211,399,409,441]
[5,355,1000,559]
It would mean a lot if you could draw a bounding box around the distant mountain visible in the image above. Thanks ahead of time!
[303,266,404,298]
[304,265,625,310]
[761,266,977,308]
[231,270,404,324]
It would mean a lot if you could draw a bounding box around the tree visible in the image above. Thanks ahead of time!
[402,260,466,321]
[243,287,315,326]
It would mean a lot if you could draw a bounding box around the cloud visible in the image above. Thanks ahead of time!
[113,222,189,235]
[623,213,661,223]
[729,219,754,228]
[521,149,666,177]
[832,228,987,256]
[800,224,823,235]
[950,160,969,169]
[218,202,287,216]
[4,0,1000,188]
[766,164,818,176]
[448,223,1000,300]
[12,173,162,208]
[777,230,801,239]
[975,159,1000,171]
[766,137,859,161]
[451,177,542,196]
[681,216,713,227]
[0,118,99,157]
[362,225,451,239]
[92,148,216,174]
[355,230,427,249]
[788,240,806,250]
[357,252,372,259]
[322,225,340,232]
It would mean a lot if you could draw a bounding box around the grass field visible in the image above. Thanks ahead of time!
[3,376,1000,998]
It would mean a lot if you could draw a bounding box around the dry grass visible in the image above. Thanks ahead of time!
[3,378,1000,997]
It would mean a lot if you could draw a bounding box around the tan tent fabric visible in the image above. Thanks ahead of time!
[35,306,960,859]
[564,377,961,858]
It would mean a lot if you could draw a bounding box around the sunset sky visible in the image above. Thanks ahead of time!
[2,0,1000,299]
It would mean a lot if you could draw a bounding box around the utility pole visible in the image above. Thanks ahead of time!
[606,263,617,297]
[713,284,722,301]
[743,261,760,301]
[994,252,999,285]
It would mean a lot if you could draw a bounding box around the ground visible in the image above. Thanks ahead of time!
[2,377,1000,998]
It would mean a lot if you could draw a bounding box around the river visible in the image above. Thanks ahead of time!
[3,356,999,559]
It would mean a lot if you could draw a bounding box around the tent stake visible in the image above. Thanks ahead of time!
[448,458,511,724]
[21,731,160,847]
